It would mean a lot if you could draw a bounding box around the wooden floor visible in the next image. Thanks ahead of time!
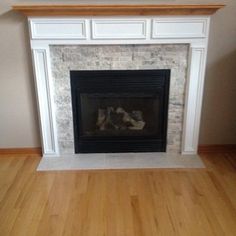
[0,153,235,236]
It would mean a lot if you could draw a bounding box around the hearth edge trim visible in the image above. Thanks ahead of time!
[29,16,210,157]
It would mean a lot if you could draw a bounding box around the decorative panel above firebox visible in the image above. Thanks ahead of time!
[70,70,170,153]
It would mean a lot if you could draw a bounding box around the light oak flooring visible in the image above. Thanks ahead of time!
[0,153,235,236]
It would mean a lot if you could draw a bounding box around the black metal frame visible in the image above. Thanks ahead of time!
[70,70,170,153]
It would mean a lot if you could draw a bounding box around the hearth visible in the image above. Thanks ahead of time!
[71,70,170,153]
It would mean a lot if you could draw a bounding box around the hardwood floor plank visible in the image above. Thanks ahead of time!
[0,153,235,236]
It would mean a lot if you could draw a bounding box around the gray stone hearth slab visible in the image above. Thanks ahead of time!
[37,153,205,171]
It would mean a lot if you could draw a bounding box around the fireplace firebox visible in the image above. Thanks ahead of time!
[71,70,170,153]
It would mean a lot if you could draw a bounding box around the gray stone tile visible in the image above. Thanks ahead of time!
[50,45,189,154]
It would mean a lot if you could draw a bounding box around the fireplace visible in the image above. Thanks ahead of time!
[15,5,222,156]
[70,70,170,153]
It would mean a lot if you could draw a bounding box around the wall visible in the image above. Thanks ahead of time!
[0,0,235,148]
[199,1,236,144]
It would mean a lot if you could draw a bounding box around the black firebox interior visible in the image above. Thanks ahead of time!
[70,70,170,153]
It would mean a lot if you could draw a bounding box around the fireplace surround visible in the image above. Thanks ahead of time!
[50,44,188,154]
[12,4,224,157]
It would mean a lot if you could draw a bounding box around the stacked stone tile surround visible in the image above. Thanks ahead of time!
[50,44,189,154]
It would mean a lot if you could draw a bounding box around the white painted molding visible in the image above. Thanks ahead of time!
[152,18,208,39]
[28,16,211,156]
[91,19,147,39]
[182,46,208,154]
[30,19,87,39]
[32,48,59,157]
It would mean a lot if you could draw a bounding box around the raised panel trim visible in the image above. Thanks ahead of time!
[91,19,147,39]
[32,48,59,157]
[182,47,207,154]
[152,18,208,39]
[30,19,87,39]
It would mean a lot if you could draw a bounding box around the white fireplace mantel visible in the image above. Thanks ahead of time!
[13,5,223,157]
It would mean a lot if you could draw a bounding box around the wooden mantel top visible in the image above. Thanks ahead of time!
[12,4,224,16]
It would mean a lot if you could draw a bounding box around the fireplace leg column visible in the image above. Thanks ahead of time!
[32,48,59,157]
[182,45,207,155]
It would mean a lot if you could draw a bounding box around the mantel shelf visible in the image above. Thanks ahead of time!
[12,4,224,16]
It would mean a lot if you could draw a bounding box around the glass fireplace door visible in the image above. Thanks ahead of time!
[70,69,170,153]
[79,93,161,137]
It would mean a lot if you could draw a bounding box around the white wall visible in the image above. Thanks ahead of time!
[0,0,235,148]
